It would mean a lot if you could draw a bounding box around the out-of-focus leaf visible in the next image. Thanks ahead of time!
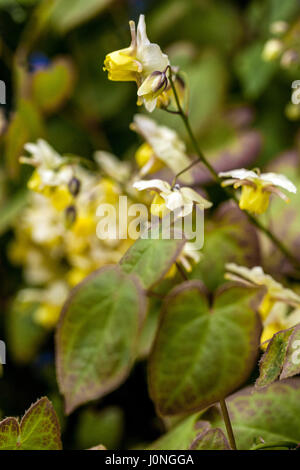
[148,413,202,450]
[190,201,261,292]
[31,58,75,114]
[256,328,293,388]
[50,0,113,33]
[120,226,185,290]
[154,51,227,135]
[7,299,47,364]
[235,42,277,99]
[207,379,300,449]
[56,266,147,414]
[0,397,62,450]
[76,406,124,450]
[0,190,28,236]
[149,282,261,416]
[4,99,44,178]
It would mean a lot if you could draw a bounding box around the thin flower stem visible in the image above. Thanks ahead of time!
[220,398,237,450]
[167,71,300,271]
[176,262,188,281]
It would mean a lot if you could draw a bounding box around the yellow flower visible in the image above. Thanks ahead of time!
[131,115,193,183]
[225,263,300,321]
[104,15,170,112]
[219,168,296,215]
[34,304,62,329]
[135,142,164,174]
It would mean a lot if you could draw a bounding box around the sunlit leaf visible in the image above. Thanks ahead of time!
[0,397,62,450]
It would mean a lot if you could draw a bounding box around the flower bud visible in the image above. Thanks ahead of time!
[68,177,81,197]
[65,205,77,227]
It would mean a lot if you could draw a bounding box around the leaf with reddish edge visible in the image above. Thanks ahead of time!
[0,398,62,450]
[149,281,261,416]
[256,328,294,388]
[56,266,147,414]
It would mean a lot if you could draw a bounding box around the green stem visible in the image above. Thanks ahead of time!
[168,71,300,271]
[220,398,237,450]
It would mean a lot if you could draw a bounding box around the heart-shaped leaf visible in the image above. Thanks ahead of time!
[56,266,146,414]
[0,397,62,450]
[207,378,300,449]
[120,226,185,290]
[149,281,261,415]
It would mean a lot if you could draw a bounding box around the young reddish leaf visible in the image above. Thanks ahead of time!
[0,398,62,450]
[56,266,147,414]
[149,281,261,415]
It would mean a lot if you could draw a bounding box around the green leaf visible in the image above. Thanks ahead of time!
[256,328,293,388]
[149,282,261,415]
[148,413,202,450]
[235,42,277,99]
[32,58,75,114]
[50,0,113,33]
[6,299,47,364]
[0,398,62,450]
[190,201,260,291]
[119,227,185,290]
[56,266,147,414]
[207,379,300,449]
[0,190,28,236]
[76,406,124,450]
[280,324,300,380]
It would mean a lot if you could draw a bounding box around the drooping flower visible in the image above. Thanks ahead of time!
[225,263,300,321]
[103,15,170,112]
[133,179,212,217]
[219,168,296,215]
[131,114,193,183]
